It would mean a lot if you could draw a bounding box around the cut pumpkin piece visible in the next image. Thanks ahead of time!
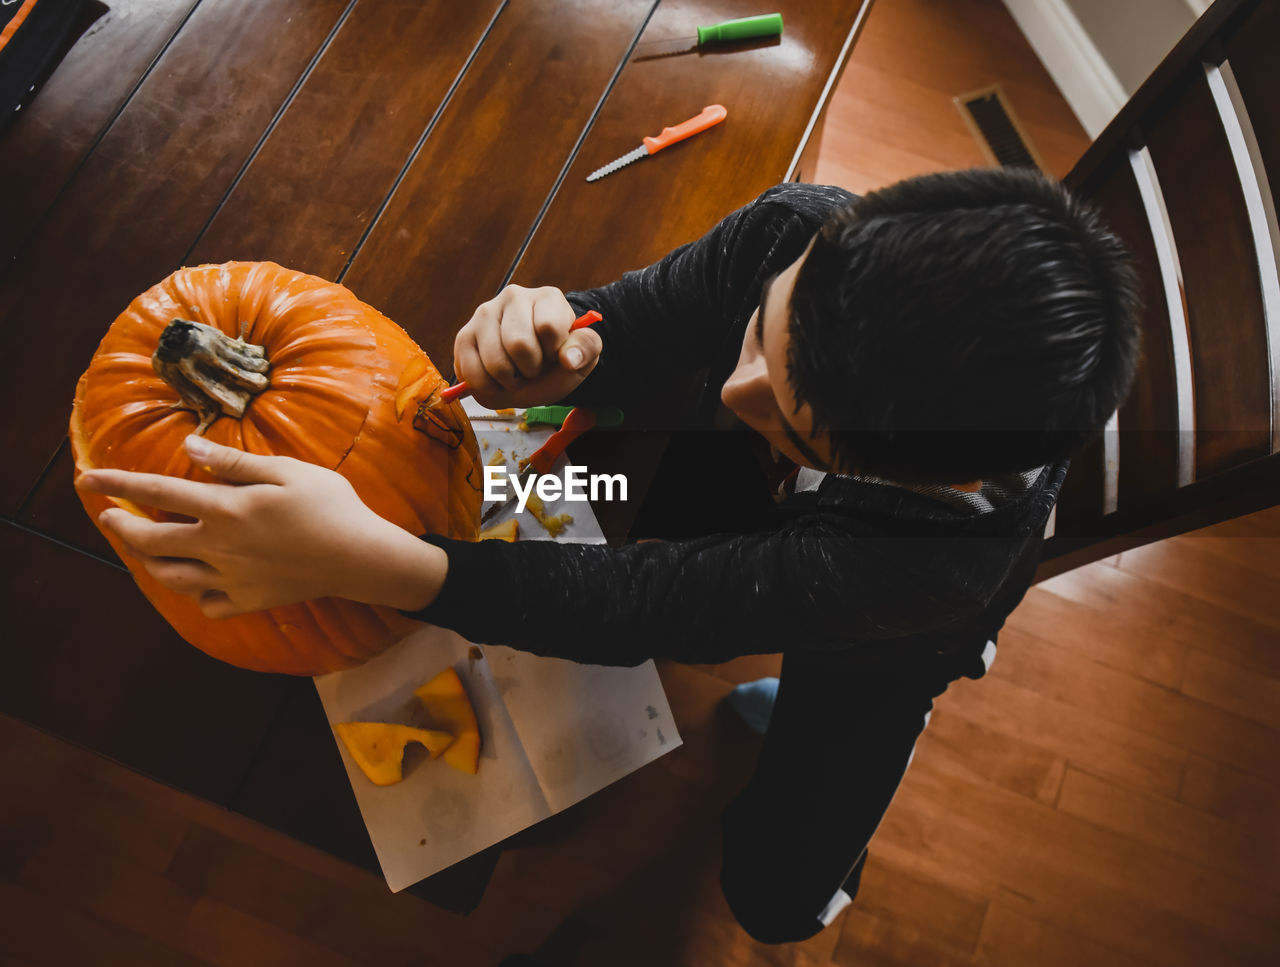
[334,722,454,786]
[415,667,481,775]
[479,519,519,542]
[524,491,572,537]
[394,356,435,420]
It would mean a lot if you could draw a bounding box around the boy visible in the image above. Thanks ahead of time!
[83,168,1139,943]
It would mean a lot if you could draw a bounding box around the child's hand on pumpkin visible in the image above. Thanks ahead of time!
[453,285,602,408]
[77,436,447,617]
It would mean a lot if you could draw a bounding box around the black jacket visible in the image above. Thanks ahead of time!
[406,184,1065,670]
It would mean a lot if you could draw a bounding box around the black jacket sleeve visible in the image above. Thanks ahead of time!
[403,520,987,667]
[557,184,854,416]
[403,185,915,666]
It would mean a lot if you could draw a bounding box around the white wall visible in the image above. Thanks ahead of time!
[1002,0,1203,138]
[1065,0,1195,94]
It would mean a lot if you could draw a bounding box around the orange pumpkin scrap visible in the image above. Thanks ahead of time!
[524,492,572,537]
[70,262,483,676]
[415,666,482,774]
[478,519,519,542]
[334,722,455,786]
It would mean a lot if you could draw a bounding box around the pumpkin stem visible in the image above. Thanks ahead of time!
[152,319,270,433]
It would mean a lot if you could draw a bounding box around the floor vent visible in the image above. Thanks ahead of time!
[955,85,1044,171]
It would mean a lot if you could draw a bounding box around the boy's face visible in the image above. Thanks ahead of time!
[721,239,837,471]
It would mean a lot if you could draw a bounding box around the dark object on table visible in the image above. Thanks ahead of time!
[0,0,93,134]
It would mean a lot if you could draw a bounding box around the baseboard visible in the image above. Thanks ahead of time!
[1001,0,1128,139]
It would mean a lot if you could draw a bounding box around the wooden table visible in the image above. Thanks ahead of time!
[0,0,871,911]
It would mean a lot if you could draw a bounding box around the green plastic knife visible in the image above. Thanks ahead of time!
[524,405,624,428]
[634,13,784,59]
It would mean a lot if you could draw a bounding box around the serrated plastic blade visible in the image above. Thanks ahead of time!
[632,37,699,59]
[586,145,648,182]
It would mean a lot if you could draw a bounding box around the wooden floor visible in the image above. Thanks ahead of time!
[5,1,1278,965]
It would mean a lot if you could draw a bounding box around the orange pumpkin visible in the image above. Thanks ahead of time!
[70,262,482,676]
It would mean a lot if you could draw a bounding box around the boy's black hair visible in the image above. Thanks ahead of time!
[787,167,1141,485]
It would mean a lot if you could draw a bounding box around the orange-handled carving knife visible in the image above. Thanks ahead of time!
[586,104,727,182]
[439,310,603,404]
[480,407,599,524]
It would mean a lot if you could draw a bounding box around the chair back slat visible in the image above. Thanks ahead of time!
[1144,67,1271,477]
[1094,159,1183,508]
[1220,1,1280,453]
[1053,436,1106,538]
[1038,0,1280,578]
[1223,1,1280,186]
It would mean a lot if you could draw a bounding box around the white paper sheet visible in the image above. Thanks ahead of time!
[315,630,549,892]
[463,396,611,545]
[483,644,681,815]
[313,403,680,892]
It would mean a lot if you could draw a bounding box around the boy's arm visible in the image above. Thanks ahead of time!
[402,522,986,666]
[77,434,991,664]
[450,184,849,416]
[551,184,853,414]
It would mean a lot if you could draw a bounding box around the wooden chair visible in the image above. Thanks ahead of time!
[1038,0,1280,579]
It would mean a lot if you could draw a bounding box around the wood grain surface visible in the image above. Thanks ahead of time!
[18,442,118,563]
[511,0,874,292]
[2,3,1276,963]
[0,0,872,917]
[1144,68,1271,478]
[186,0,507,280]
[0,0,199,264]
[341,0,659,365]
[14,0,659,547]
[0,0,354,512]
[0,521,292,804]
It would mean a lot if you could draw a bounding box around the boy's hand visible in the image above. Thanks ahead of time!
[77,436,446,618]
[453,285,602,409]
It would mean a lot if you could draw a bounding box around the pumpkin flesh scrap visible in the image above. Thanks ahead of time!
[415,667,481,775]
[525,492,573,538]
[334,722,455,787]
[478,519,518,542]
[394,355,434,420]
